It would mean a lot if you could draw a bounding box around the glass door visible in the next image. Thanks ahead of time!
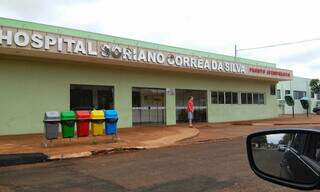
[176,89,207,123]
[132,87,166,125]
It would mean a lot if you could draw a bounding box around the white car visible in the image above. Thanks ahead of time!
[278,144,287,152]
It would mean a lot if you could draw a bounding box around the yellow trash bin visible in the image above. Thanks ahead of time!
[90,110,105,136]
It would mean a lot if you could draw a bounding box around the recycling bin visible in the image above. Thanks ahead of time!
[43,111,60,140]
[76,110,90,137]
[300,97,310,109]
[300,97,310,117]
[60,111,76,138]
[90,110,105,136]
[104,110,118,135]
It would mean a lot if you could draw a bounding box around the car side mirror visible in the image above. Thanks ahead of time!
[247,129,320,190]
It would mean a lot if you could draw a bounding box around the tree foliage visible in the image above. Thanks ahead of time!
[310,79,320,94]
[253,135,267,147]
[279,134,293,145]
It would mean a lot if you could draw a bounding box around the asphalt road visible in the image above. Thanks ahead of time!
[253,148,284,178]
[0,138,301,192]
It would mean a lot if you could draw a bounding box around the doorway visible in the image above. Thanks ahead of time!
[132,87,166,125]
[176,89,207,123]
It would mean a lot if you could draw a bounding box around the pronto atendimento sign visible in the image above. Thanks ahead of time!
[0,28,292,80]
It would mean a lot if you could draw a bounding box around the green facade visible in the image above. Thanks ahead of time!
[0,17,282,135]
[0,56,277,135]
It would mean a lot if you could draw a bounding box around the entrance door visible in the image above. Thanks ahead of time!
[176,89,207,123]
[132,87,166,125]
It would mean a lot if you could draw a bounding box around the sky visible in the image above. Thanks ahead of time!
[0,0,319,78]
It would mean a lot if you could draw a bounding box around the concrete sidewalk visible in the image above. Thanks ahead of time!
[0,126,199,160]
[1,114,318,165]
[180,114,320,144]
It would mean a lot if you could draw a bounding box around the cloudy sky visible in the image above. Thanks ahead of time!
[1,0,319,78]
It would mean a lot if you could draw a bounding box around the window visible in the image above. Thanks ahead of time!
[253,93,259,104]
[276,89,281,99]
[259,94,265,104]
[225,92,232,104]
[270,84,276,95]
[212,91,238,104]
[311,91,315,99]
[285,90,291,95]
[247,93,253,104]
[303,133,320,162]
[317,94,320,100]
[241,93,247,104]
[241,92,264,105]
[291,133,307,153]
[211,91,218,104]
[232,92,238,104]
[293,91,306,100]
[213,91,262,105]
[218,92,225,104]
[70,84,114,110]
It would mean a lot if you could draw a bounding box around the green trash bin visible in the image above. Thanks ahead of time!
[60,111,76,138]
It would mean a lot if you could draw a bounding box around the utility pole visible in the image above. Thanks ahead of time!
[234,44,237,57]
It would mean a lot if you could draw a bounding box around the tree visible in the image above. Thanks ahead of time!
[279,133,293,145]
[310,79,320,95]
[253,135,267,147]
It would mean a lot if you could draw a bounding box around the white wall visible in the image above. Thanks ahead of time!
[277,76,320,115]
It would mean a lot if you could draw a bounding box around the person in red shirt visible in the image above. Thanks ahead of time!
[187,96,194,128]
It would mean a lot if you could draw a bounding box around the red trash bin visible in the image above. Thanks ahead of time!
[76,111,90,137]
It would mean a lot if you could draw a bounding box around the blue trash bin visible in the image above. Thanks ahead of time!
[104,110,118,135]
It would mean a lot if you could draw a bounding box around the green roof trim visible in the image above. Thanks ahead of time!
[0,17,276,67]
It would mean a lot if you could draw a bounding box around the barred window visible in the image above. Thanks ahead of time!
[232,92,238,104]
[270,85,276,95]
[213,91,264,105]
[241,93,247,104]
[253,93,259,104]
[225,92,232,104]
[247,93,253,104]
[211,91,218,104]
[259,94,265,104]
[218,92,225,104]
[276,89,281,99]
[293,91,306,100]
[241,92,265,105]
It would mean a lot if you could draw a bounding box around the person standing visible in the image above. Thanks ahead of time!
[187,96,194,128]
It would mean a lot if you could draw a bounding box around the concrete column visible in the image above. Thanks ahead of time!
[166,89,176,125]
[114,84,132,128]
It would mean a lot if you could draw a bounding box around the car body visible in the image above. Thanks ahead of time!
[247,129,320,190]
[278,144,287,152]
[279,133,319,184]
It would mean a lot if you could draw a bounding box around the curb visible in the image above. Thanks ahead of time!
[177,128,200,142]
[178,135,246,146]
[48,146,147,160]
[46,130,200,160]
[1,129,200,166]
[0,153,48,167]
[48,151,92,160]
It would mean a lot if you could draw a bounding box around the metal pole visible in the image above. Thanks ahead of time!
[292,106,295,118]
[234,44,237,57]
